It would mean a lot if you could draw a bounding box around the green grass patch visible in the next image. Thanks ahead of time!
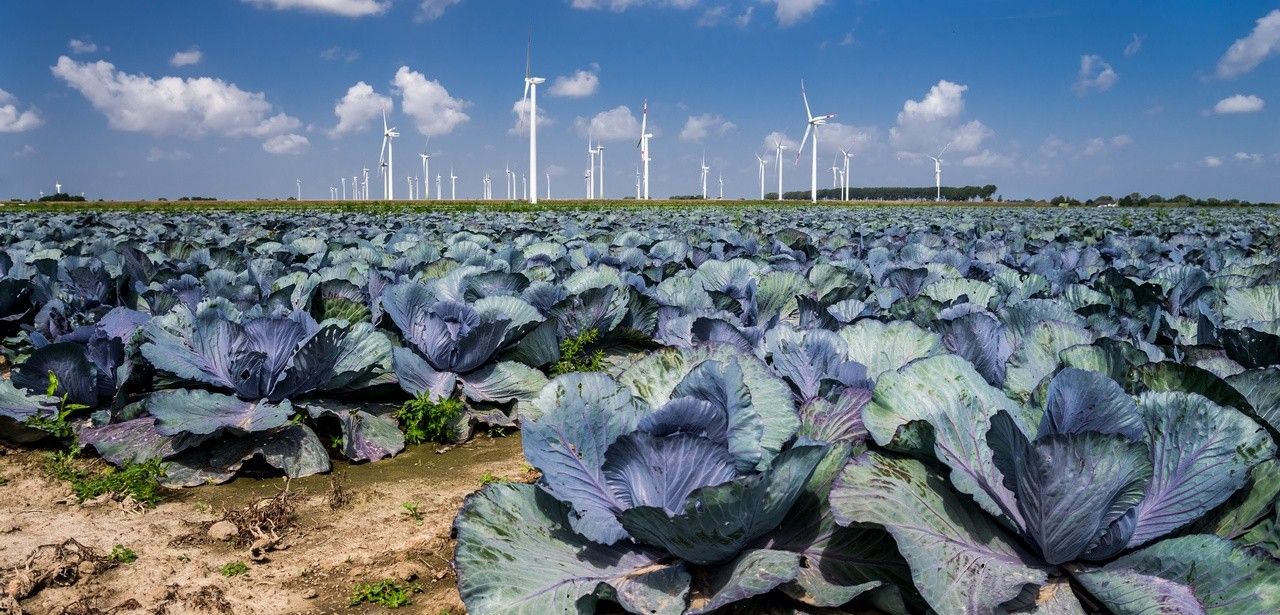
[220,561,249,577]
[401,501,423,523]
[479,471,507,486]
[108,545,137,564]
[395,395,464,445]
[551,328,606,376]
[349,579,421,609]
[44,450,165,507]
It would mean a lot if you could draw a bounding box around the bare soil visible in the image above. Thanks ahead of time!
[0,435,529,614]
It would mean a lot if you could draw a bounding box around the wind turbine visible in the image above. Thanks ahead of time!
[718,172,723,200]
[436,173,442,200]
[523,36,545,204]
[522,173,527,200]
[505,164,513,200]
[831,158,840,190]
[379,109,399,200]
[545,171,550,200]
[353,175,359,199]
[756,154,767,200]
[449,167,458,200]
[420,150,431,200]
[773,139,789,200]
[55,181,62,194]
[637,99,652,200]
[796,81,837,203]
[700,154,710,200]
[362,168,370,200]
[595,145,605,199]
[840,148,853,201]
[586,136,597,200]
[584,168,592,198]
[635,167,641,199]
[927,143,951,202]
[296,178,301,200]
[483,173,491,200]
[341,177,347,200]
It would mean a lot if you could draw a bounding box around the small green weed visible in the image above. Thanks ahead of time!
[350,579,421,609]
[551,328,606,376]
[401,501,423,523]
[220,561,249,577]
[395,396,464,445]
[45,450,165,506]
[108,545,137,564]
[479,471,507,486]
[24,372,89,440]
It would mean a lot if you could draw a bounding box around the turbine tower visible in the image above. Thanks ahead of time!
[379,109,399,200]
[756,154,767,200]
[586,136,597,200]
[637,99,652,200]
[773,140,789,201]
[419,151,431,200]
[449,167,458,201]
[796,81,836,204]
[296,178,301,200]
[341,177,347,200]
[595,145,605,199]
[718,172,723,200]
[927,143,951,202]
[545,171,550,200]
[700,154,710,200]
[436,174,442,200]
[362,168,370,201]
[523,36,545,204]
[840,148,852,201]
[634,167,641,199]
[505,164,513,200]
[55,181,62,194]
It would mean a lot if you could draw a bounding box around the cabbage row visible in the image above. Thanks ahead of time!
[2,206,1279,612]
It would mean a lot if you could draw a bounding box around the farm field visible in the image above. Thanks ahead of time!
[2,204,1280,614]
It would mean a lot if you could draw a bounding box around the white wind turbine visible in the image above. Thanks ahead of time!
[353,175,358,199]
[926,143,951,202]
[523,38,545,204]
[450,167,458,200]
[483,173,491,200]
[773,139,789,201]
[756,154,767,200]
[595,145,605,199]
[718,172,723,200]
[296,178,301,200]
[796,81,837,203]
[584,168,592,198]
[637,99,652,200]
[379,109,399,200]
[55,181,62,194]
[341,177,347,200]
[635,167,641,199]
[545,171,550,200]
[700,154,710,200]
[831,159,840,190]
[840,148,853,201]
[522,173,527,200]
[586,136,597,200]
[436,174,442,200]
[505,164,513,200]
[362,168,370,200]
[420,150,431,200]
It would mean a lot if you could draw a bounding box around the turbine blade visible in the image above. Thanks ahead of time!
[796,124,812,161]
[801,80,813,120]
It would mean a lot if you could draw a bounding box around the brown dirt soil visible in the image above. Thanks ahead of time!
[0,435,530,614]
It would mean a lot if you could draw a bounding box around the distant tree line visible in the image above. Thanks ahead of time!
[178,196,218,201]
[767,185,999,201]
[1045,192,1279,208]
[36,193,87,202]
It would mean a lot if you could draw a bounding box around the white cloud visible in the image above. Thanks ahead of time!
[890,80,991,154]
[1040,134,1069,158]
[170,47,203,67]
[1124,33,1144,56]
[262,134,309,155]
[392,66,470,137]
[1081,134,1132,156]
[696,6,727,27]
[1212,94,1265,114]
[416,0,461,21]
[1074,55,1118,95]
[575,106,639,141]
[762,131,798,153]
[510,97,553,135]
[735,7,754,27]
[961,149,1014,168]
[320,46,361,62]
[765,0,828,26]
[679,113,735,142]
[68,39,98,54]
[329,81,392,137]
[549,68,599,98]
[819,122,876,155]
[569,0,699,11]
[241,0,389,17]
[146,147,192,162]
[840,31,856,46]
[1216,9,1280,78]
[1235,151,1264,163]
[1200,156,1223,168]
[0,88,43,133]
[50,56,299,143]
[13,145,36,158]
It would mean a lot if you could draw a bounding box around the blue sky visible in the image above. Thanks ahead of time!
[1,0,1278,201]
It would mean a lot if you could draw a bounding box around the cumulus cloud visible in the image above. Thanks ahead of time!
[170,47,203,67]
[1212,94,1265,114]
[1039,134,1069,158]
[1216,9,1280,78]
[393,66,470,137]
[240,0,389,17]
[735,7,754,27]
[818,122,876,156]
[696,6,728,27]
[889,80,991,154]
[329,81,392,137]
[510,97,553,135]
[51,56,300,143]
[1081,135,1132,156]
[0,88,44,133]
[417,0,461,21]
[569,0,699,11]
[762,131,798,153]
[1124,33,1145,56]
[575,106,640,141]
[1235,151,1264,163]
[549,67,599,98]
[961,149,1014,168]
[1200,156,1223,168]
[679,113,735,142]
[1073,55,1118,95]
[262,134,309,155]
[68,39,98,54]
[13,145,36,158]
[146,147,192,162]
[765,0,828,26]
